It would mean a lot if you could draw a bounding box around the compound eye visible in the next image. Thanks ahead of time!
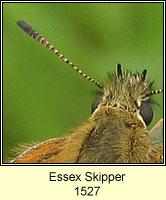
[91,95,102,113]
[140,101,153,126]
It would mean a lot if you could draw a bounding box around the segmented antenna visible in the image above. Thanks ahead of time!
[149,89,163,96]
[141,70,163,96]
[17,20,103,89]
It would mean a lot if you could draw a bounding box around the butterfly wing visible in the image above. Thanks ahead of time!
[148,118,163,148]
[10,137,70,163]
[148,118,163,163]
[10,122,95,163]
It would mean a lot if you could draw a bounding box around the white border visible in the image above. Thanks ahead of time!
[1,0,165,166]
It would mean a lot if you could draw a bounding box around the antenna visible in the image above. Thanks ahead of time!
[17,20,103,89]
[141,70,147,81]
[117,63,122,77]
[149,89,163,96]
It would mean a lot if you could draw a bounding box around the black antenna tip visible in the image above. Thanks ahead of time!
[141,69,147,80]
[17,20,33,33]
[117,63,122,77]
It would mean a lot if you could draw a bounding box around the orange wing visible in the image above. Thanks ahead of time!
[10,122,95,163]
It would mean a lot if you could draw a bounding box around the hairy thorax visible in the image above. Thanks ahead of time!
[77,107,157,163]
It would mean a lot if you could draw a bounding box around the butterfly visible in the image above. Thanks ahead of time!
[10,20,163,163]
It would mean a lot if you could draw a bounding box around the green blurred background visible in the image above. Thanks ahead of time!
[3,3,163,162]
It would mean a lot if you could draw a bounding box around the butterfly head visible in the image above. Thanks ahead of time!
[91,64,163,126]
